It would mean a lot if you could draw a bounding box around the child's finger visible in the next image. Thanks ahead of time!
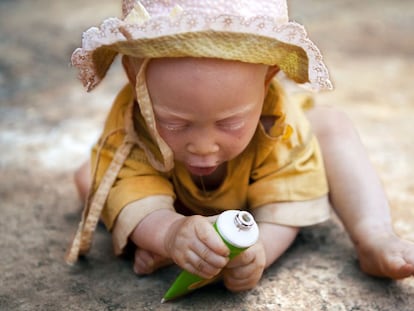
[181,249,223,279]
[194,217,230,257]
[223,274,259,292]
[226,248,255,269]
[190,238,229,268]
[225,260,258,280]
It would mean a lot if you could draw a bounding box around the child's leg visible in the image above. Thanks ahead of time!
[74,160,91,203]
[307,105,414,279]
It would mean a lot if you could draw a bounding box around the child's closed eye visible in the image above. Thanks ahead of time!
[160,121,189,131]
[216,119,245,131]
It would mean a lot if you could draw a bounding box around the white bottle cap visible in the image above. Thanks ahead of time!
[216,210,259,249]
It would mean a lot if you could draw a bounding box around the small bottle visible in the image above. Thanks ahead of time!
[161,210,259,302]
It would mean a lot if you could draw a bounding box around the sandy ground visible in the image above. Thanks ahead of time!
[1,0,414,310]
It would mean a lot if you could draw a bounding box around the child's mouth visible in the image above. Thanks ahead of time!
[187,165,218,176]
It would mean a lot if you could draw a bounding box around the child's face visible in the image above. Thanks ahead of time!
[146,58,269,176]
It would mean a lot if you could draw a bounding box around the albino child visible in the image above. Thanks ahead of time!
[66,0,414,292]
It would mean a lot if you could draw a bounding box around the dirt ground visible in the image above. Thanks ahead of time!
[1,0,414,310]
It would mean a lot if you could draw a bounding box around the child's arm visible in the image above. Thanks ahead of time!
[223,197,322,292]
[309,107,393,241]
[129,208,230,279]
[307,106,414,279]
[222,194,328,292]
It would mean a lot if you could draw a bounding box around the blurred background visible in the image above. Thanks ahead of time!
[1,1,413,310]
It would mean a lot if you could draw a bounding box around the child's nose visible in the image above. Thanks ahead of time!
[187,136,219,156]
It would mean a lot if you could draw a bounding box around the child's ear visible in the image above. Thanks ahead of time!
[264,65,280,90]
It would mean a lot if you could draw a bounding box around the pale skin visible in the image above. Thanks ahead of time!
[75,56,414,292]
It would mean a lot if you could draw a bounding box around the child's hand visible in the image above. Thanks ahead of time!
[164,215,230,279]
[222,241,266,292]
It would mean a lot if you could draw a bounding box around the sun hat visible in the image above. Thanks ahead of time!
[72,0,332,92]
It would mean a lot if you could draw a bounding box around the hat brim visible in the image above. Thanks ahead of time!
[72,14,332,92]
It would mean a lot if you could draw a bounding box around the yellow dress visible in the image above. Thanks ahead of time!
[87,72,330,254]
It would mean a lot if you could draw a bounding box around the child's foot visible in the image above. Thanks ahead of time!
[356,231,414,279]
[133,248,173,275]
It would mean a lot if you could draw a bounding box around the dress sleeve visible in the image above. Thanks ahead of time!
[92,141,176,231]
[247,94,330,226]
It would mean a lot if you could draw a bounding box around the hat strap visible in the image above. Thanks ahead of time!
[65,133,133,265]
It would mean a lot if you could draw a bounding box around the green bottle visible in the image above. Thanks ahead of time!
[161,210,259,302]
